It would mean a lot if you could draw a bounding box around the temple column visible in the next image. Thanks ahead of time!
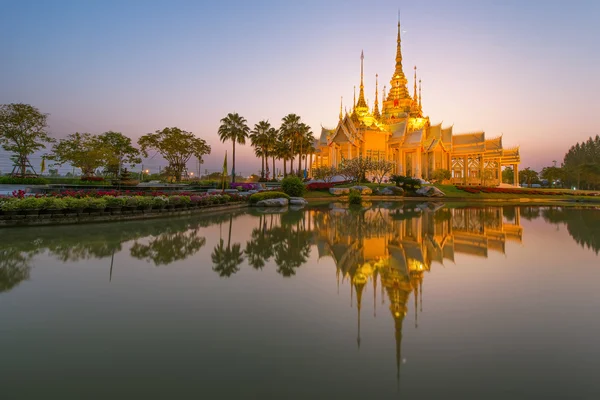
[479,156,484,185]
[416,151,422,178]
[513,163,519,186]
[497,162,502,186]
[463,156,468,185]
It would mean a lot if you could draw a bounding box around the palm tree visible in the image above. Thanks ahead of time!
[275,132,293,177]
[218,113,250,183]
[250,120,271,179]
[280,114,301,176]
[265,127,278,180]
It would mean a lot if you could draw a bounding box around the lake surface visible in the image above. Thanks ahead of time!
[1,202,600,399]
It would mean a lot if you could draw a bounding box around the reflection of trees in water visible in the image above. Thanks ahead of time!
[242,210,312,277]
[520,206,541,221]
[0,248,33,293]
[542,207,600,255]
[212,215,245,277]
[131,228,206,266]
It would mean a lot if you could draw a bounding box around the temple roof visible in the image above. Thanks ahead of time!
[452,132,485,154]
[427,122,442,141]
[390,120,407,139]
[441,126,453,144]
[404,129,423,146]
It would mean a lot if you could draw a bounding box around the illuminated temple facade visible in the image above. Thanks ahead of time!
[312,20,521,186]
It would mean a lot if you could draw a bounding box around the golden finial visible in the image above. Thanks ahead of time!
[339,96,343,120]
[353,85,356,110]
[413,66,417,101]
[356,50,368,110]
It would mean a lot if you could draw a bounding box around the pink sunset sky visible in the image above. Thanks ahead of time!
[1,0,599,175]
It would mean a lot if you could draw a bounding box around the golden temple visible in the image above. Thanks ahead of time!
[312,19,521,186]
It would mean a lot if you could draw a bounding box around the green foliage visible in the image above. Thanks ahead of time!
[249,191,290,204]
[281,175,305,197]
[502,166,514,184]
[152,196,169,207]
[0,103,54,175]
[540,166,565,187]
[430,169,451,183]
[86,197,107,209]
[370,159,395,185]
[138,127,211,182]
[0,176,49,184]
[103,196,125,207]
[348,189,362,204]
[48,132,106,176]
[40,197,67,210]
[98,131,142,176]
[519,167,540,186]
[63,197,87,209]
[563,135,600,189]
[389,175,421,191]
[16,197,45,210]
[0,198,19,211]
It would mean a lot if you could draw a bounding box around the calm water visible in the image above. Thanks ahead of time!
[1,203,600,399]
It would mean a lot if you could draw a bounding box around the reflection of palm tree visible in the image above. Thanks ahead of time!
[245,216,273,270]
[271,212,312,277]
[0,249,33,293]
[211,215,245,277]
[130,229,206,266]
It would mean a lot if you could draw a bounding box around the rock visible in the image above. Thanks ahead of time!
[379,186,404,196]
[224,189,239,194]
[206,189,221,194]
[255,198,289,207]
[289,205,305,211]
[248,190,259,194]
[329,187,350,196]
[351,185,372,195]
[415,186,445,197]
[289,197,308,205]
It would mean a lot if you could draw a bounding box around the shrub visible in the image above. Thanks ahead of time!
[152,196,169,207]
[249,191,290,204]
[348,189,362,205]
[281,176,305,197]
[0,176,49,185]
[135,196,153,207]
[63,197,87,209]
[16,197,44,210]
[41,197,67,210]
[0,198,19,211]
[103,196,125,207]
[390,175,422,191]
[86,197,107,209]
[306,182,334,191]
[430,169,451,183]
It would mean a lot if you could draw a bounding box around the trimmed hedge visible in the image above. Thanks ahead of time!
[0,176,49,185]
[249,191,290,204]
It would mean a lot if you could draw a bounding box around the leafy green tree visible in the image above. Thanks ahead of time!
[502,166,514,184]
[0,103,54,176]
[98,131,141,177]
[312,166,338,182]
[371,159,396,186]
[540,166,565,187]
[218,113,250,183]
[48,132,106,176]
[518,167,539,186]
[138,127,211,182]
[563,135,600,189]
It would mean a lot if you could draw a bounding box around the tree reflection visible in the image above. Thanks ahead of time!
[130,228,206,266]
[542,207,600,255]
[0,248,33,293]
[212,215,245,277]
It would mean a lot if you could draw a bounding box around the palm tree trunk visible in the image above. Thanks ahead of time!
[261,155,265,179]
[272,156,276,180]
[232,142,236,183]
[298,142,303,176]
[283,159,287,177]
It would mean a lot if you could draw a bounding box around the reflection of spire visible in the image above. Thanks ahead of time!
[373,271,378,317]
[336,267,340,294]
[354,276,366,349]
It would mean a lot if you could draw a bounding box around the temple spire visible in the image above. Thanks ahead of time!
[387,15,411,102]
[353,86,356,110]
[413,66,418,101]
[356,50,368,111]
[339,96,343,120]
[373,74,381,119]
[419,79,422,109]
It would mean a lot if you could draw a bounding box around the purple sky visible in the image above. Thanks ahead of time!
[1,0,599,175]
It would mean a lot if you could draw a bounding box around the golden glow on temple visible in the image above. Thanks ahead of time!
[312,19,521,185]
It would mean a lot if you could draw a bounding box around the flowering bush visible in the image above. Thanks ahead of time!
[81,176,105,182]
[152,196,169,208]
[230,182,258,191]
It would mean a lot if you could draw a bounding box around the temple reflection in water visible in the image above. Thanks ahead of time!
[309,203,523,380]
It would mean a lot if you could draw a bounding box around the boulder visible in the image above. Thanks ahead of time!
[255,198,289,207]
[415,186,445,197]
[351,185,372,195]
[289,205,305,211]
[379,186,404,196]
[329,187,350,196]
[207,189,222,194]
[224,189,239,194]
[289,197,308,206]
